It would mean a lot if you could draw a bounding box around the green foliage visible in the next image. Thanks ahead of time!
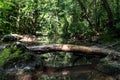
[0,0,15,34]
[115,22,120,29]
[0,1,14,9]
[0,0,120,40]
[0,45,31,67]
[0,47,20,67]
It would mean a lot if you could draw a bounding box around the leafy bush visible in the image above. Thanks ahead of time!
[0,44,35,68]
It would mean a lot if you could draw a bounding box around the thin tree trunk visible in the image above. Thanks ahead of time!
[16,3,21,32]
[77,0,93,27]
[77,0,98,35]
[101,0,114,28]
[93,0,99,32]
[116,0,120,18]
[32,0,39,35]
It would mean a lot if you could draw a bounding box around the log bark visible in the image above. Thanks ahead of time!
[0,44,120,57]
[27,44,120,57]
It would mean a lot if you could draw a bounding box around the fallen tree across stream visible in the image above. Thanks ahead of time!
[27,44,120,57]
[0,44,120,57]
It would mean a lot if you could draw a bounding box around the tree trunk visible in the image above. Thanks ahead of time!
[27,44,120,57]
[77,0,93,27]
[101,0,114,28]
[77,0,99,35]
[1,44,120,57]
[116,0,120,18]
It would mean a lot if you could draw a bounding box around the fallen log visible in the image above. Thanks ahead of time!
[0,44,120,57]
[27,44,120,57]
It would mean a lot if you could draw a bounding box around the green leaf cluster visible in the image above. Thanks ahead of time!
[0,45,31,68]
[0,0,120,41]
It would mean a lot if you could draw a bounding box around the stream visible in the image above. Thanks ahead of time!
[0,35,120,80]
[34,36,120,80]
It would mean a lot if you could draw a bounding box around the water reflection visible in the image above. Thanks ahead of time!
[37,36,119,80]
[38,71,117,80]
